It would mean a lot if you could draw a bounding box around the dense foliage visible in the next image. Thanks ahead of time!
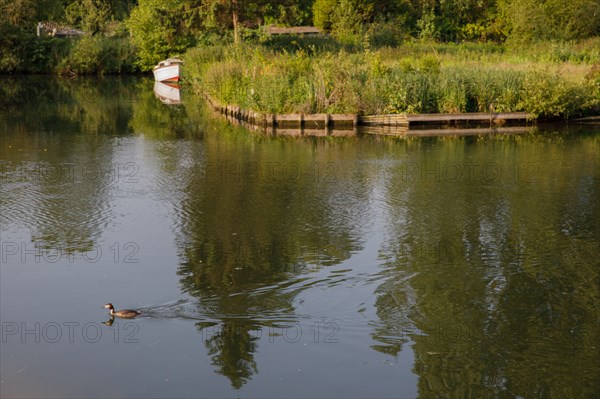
[1,0,599,78]
[0,0,137,73]
[185,38,600,118]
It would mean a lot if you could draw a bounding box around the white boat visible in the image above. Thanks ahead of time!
[152,58,183,82]
[153,81,181,104]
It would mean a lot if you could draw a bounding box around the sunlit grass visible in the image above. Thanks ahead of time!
[184,38,600,118]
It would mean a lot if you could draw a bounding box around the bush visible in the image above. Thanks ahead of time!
[261,34,349,54]
[0,30,70,73]
[367,20,406,48]
[58,36,138,75]
[518,72,595,118]
[184,39,600,119]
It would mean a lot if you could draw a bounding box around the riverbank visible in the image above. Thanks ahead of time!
[184,39,600,120]
[3,34,599,120]
[205,92,538,137]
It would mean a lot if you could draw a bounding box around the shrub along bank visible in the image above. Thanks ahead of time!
[184,38,600,119]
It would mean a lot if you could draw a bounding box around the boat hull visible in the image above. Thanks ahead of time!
[153,64,180,82]
[153,81,181,104]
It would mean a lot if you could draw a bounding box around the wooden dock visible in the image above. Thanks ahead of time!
[362,125,534,137]
[360,114,409,126]
[206,96,360,129]
[406,112,530,125]
[574,116,600,123]
[205,95,534,136]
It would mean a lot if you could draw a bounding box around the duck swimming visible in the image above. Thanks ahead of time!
[103,303,140,318]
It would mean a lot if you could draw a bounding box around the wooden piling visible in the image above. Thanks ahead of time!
[276,114,303,129]
[263,114,276,127]
[406,112,530,125]
[329,114,358,128]
[204,95,534,137]
[360,114,409,126]
[303,114,329,129]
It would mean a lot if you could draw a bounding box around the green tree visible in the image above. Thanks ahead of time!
[312,0,337,30]
[127,0,202,70]
[200,0,311,43]
[0,0,71,72]
[498,0,600,42]
[65,0,111,34]
[333,0,373,36]
[313,0,418,40]
[65,0,137,34]
[314,0,374,32]
[264,0,313,26]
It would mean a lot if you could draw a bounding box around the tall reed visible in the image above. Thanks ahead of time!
[184,39,600,118]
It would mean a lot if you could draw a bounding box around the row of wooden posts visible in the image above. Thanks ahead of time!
[206,96,412,130]
[205,95,532,135]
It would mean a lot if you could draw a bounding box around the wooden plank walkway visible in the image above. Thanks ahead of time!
[574,116,600,123]
[360,115,408,126]
[362,126,533,137]
[406,112,530,124]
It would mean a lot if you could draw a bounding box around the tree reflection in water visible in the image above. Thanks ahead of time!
[372,137,600,397]
[195,320,260,389]
[159,113,369,387]
[0,76,139,253]
[4,77,596,395]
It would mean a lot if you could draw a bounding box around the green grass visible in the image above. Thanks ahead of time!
[184,37,600,119]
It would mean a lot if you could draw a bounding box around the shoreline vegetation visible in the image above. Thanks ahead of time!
[185,38,600,119]
[1,0,599,119]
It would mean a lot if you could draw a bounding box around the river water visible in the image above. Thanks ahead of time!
[1,76,598,398]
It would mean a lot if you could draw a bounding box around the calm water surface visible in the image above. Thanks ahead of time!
[1,76,599,398]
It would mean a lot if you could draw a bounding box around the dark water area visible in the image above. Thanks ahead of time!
[1,76,599,398]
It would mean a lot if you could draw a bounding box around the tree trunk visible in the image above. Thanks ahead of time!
[232,0,239,44]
